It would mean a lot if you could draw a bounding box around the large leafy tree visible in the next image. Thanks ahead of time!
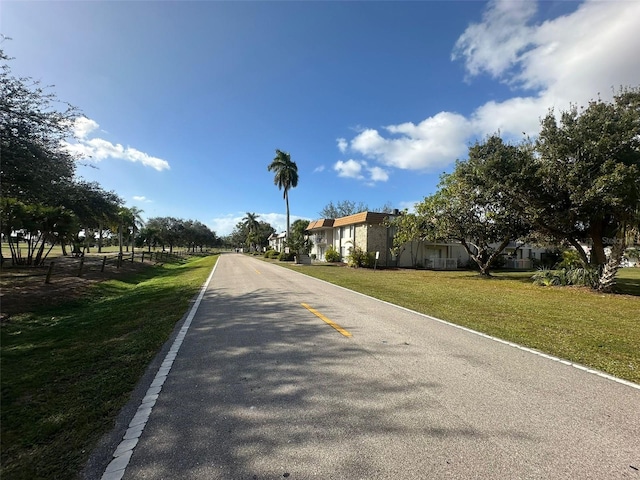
[182,220,217,252]
[0,48,79,205]
[523,89,640,291]
[387,211,426,267]
[288,219,312,255]
[267,149,298,240]
[415,136,531,276]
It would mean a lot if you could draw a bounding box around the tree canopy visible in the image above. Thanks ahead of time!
[526,89,640,290]
[0,48,78,205]
[413,136,531,275]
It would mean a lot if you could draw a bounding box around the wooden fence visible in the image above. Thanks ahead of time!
[1,250,192,285]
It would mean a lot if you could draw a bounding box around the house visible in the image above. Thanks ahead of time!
[393,239,548,270]
[393,240,469,269]
[305,219,334,261]
[307,211,397,266]
[267,231,287,252]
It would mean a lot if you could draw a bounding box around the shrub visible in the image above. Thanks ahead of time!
[278,251,295,262]
[325,245,341,263]
[565,267,599,288]
[347,247,375,268]
[556,249,583,269]
[532,268,561,286]
[532,266,599,288]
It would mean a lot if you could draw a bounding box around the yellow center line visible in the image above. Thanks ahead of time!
[301,303,352,337]
[254,269,261,274]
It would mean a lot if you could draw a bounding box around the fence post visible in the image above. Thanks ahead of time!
[101,256,107,272]
[45,261,55,284]
[141,252,145,263]
[77,257,85,276]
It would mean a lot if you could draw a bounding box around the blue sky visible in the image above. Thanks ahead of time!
[3,1,639,236]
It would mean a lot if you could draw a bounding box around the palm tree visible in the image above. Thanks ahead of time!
[128,206,145,254]
[242,212,260,251]
[267,149,299,240]
[117,206,145,255]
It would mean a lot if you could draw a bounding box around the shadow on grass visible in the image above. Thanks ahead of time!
[0,255,217,480]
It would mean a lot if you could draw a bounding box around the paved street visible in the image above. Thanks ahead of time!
[100,253,639,479]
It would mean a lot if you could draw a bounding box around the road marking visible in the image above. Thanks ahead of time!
[301,303,352,337]
[254,268,261,274]
[101,259,220,480]
[287,269,639,391]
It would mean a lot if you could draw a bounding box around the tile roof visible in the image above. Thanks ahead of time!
[333,211,390,227]
[306,219,335,230]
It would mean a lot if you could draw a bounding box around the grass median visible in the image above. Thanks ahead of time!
[275,261,640,385]
[1,254,218,480]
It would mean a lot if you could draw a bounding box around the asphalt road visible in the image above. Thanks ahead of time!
[99,253,640,479]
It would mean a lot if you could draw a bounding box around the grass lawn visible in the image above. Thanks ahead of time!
[1,254,218,480]
[275,261,640,385]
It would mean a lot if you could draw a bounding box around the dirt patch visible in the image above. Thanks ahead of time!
[0,254,152,321]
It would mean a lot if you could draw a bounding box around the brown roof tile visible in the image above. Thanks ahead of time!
[333,211,390,227]
[306,219,335,230]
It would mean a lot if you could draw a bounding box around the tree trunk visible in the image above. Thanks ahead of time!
[285,191,291,241]
[566,237,590,266]
[597,233,626,292]
[98,222,103,253]
[118,223,123,255]
[589,220,607,266]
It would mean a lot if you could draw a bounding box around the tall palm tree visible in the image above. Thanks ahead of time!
[242,212,260,251]
[267,149,299,240]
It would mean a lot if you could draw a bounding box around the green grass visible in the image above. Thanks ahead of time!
[1,254,218,480]
[276,262,640,385]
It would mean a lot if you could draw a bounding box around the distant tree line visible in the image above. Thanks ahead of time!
[226,213,276,251]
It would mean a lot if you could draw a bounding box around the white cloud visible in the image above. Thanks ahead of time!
[347,112,472,171]
[334,159,389,184]
[334,159,364,179]
[72,116,99,139]
[313,165,325,173]
[124,147,170,171]
[368,166,389,182]
[63,117,170,171]
[338,0,640,175]
[451,0,537,80]
[133,196,151,203]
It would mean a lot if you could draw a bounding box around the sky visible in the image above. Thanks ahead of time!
[2,0,639,237]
